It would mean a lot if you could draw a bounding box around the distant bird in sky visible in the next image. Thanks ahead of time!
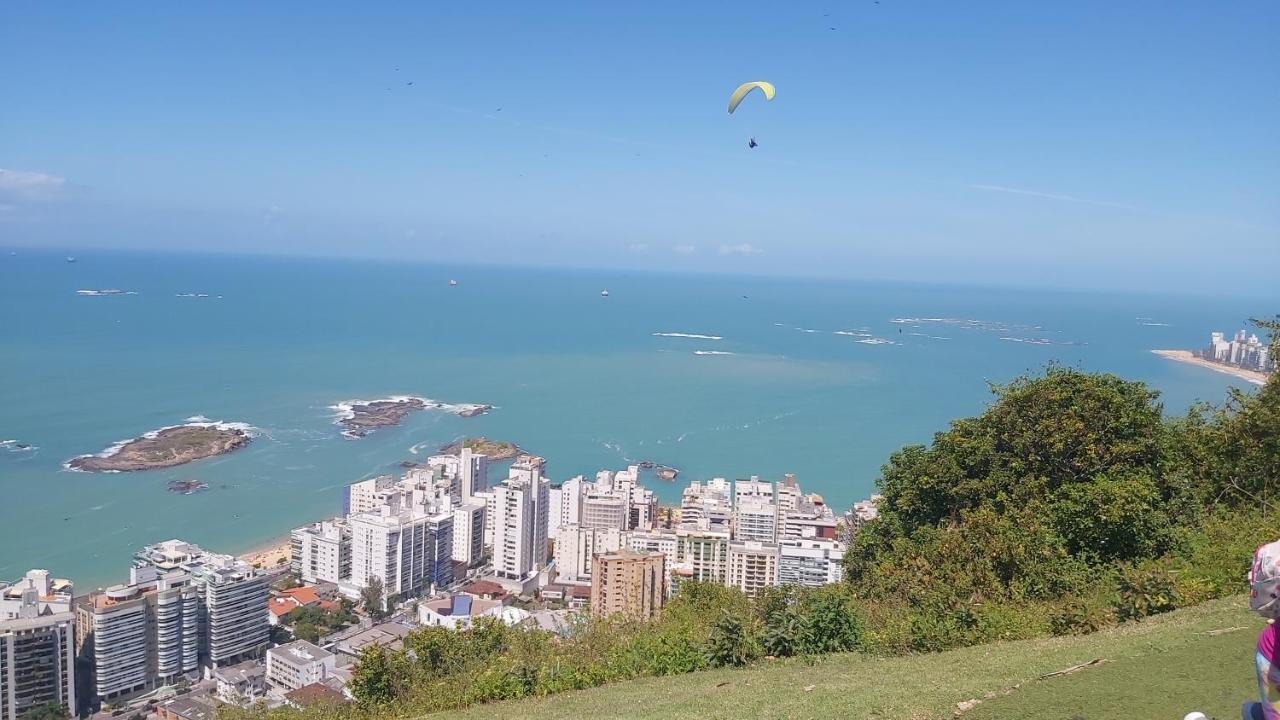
[407,81,414,86]
[495,107,502,112]
[829,26,837,30]
[748,137,758,149]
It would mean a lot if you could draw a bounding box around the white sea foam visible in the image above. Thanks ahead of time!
[833,330,873,337]
[652,332,724,340]
[999,337,1081,346]
[796,328,820,334]
[908,333,950,340]
[1139,322,1171,327]
[62,419,257,472]
[693,350,735,356]
[1,440,37,453]
[856,338,897,346]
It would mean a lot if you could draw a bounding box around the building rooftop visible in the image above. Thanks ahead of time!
[332,621,413,657]
[161,692,219,720]
[212,659,266,684]
[285,682,348,709]
[269,639,333,664]
[460,579,506,598]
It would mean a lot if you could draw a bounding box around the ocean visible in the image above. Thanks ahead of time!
[0,248,1272,591]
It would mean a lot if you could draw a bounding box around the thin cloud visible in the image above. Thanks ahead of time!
[673,244,697,255]
[627,243,649,253]
[719,243,762,256]
[969,184,1137,211]
[0,169,66,201]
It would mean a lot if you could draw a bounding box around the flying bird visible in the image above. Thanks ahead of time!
[748,138,758,149]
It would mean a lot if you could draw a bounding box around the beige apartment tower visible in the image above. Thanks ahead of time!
[590,550,666,620]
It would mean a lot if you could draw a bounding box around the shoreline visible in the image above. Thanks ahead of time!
[237,536,291,569]
[1151,350,1269,386]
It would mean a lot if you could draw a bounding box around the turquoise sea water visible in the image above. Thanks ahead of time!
[0,248,1273,591]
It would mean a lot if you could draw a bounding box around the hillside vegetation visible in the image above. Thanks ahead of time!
[230,318,1279,720]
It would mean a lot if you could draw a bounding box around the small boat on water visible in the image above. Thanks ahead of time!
[600,289,609,297]
[449,279,458,286]
[66,256,77,263]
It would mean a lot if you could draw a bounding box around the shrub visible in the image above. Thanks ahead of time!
[1114,562,1181,622]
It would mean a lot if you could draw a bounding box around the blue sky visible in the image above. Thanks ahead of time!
[2,1,1276,291]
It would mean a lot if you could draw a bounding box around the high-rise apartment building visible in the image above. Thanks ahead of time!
[0,571,75,720]
[492,464,550,581]
[349,506,454,600]
[726,541,779,596]
[290,519,351,585]
[590,550,666,620]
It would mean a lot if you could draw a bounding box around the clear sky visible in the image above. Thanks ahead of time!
[2,2,1276,291]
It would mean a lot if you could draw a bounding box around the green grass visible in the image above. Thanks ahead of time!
[421,597,1259,720]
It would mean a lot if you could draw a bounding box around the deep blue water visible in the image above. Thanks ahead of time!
[0,248,1272,590]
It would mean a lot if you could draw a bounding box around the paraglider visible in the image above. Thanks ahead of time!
[727,81,775,114]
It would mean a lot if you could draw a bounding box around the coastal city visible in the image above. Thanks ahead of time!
[0,447,879,719]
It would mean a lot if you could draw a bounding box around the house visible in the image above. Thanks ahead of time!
[265,640,336,692]
[418,594,529,630]
[267,586,330,625]
[157,692,219,720]
[212,659,267,706]
[284,682,348,710]
[331,621,413,661]
[459,579,508,600]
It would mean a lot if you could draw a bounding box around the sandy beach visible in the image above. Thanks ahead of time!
[238,538,291,569]
[1152,350,1270,386]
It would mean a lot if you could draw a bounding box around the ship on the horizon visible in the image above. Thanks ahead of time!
[66,256,76,263]
[600,289,609,297]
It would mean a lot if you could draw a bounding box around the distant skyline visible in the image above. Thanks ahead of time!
[2,2,1277,292]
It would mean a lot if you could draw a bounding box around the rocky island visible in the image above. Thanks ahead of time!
[167,479,210,495]
[440,437,522,460]
[66,422,253,473]
[332,396,494,438]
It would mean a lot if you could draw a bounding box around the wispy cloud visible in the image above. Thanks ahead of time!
[673,244,697,255]
[719,243,762,256]
[969,184,1137,211]
[627,243,649,253]
[0,169,66,200]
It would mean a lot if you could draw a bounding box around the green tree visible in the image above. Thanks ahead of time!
[19,702,68,720]
[1049,472,1172,563]
[293,622,321,643]
[361,576,387,620]
[348,645,404,707]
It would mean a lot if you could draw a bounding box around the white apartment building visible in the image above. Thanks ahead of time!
[549,475,585,534]
[452,500,486,566]
[675,528,730,584]
[680,479,733,532]
[726,541,779,596]
[0,570,72,620]
[349,506,454,600]
[458,446,489,499]
[346,475,396,515]
[581,492,628,531]
[733,498,778,543]
[628,530,678,559]
[265,640,336,692]
[491,469,550,581]
[0,573,75,720]
[554,525,627,582]
[734,477,774,505]
[290,519,351,584]
[778,538,846,587]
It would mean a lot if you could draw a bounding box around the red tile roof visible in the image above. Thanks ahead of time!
[285,683,347,708]
[281,587,321,605]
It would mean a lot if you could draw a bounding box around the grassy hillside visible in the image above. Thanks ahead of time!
[424,596,1258,720]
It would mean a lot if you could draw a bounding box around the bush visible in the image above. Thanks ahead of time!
[705,610,755,667]
[1114,562,1181,622]
[1049,596,1113,636]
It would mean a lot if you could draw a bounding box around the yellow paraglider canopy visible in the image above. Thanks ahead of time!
[727,81,776,114]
